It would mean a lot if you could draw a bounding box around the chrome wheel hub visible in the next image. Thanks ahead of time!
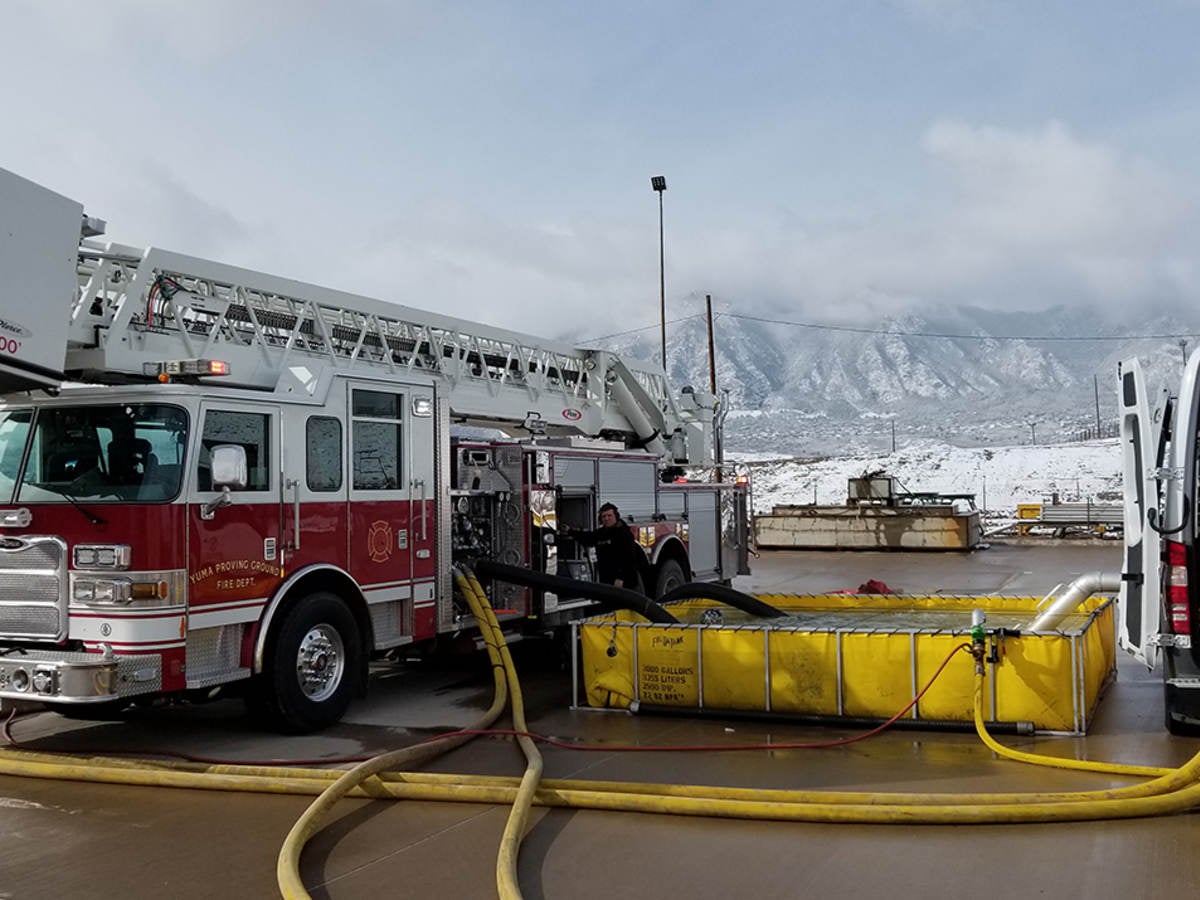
[296,624,345,702]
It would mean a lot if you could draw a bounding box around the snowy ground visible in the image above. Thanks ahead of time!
[732,438,1121,516]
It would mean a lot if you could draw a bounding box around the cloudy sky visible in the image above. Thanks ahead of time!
[4,1,1200,340]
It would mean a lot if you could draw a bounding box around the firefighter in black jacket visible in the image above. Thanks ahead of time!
[564,502,653,594]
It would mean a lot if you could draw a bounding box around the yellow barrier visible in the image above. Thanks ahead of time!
[578,594,1116,734]
[1017,503,1043,535]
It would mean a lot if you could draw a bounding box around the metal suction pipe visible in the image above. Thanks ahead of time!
[1027,571,1122,632]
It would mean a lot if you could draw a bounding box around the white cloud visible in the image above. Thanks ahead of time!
[340,203,657,337]
[887,0,984,28]
[666,120,1200,323]
[5,6,1200,343]
[13,0,325,59]
[921,119,1189,252]
[918,119,1196,306]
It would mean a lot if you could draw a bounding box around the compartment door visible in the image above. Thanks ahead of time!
[1118,357,1162,668]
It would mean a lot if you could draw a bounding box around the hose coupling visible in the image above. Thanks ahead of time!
[970,609,987,674]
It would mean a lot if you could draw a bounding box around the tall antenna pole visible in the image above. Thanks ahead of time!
[651,176,668,372]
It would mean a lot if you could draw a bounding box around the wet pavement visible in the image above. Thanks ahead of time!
[3,540,1200,899]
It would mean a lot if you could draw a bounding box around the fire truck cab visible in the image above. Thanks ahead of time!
[0,168,750,732]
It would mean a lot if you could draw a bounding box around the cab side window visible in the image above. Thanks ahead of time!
[306,416,343,492]
[197,410,271,491]
[351,390,402,490]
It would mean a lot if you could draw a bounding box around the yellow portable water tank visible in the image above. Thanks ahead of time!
[577,593,1116,734]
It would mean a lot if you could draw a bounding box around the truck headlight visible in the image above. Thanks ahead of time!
[71,571,181,608]
[73,578,132,605]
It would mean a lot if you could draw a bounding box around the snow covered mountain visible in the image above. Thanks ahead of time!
[587,304,1195,457]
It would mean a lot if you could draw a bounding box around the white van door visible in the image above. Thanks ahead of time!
[1118,357,1162,668]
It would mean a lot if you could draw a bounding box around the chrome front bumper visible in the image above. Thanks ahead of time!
[0,649,161,703]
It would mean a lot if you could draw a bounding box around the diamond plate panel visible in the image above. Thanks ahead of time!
[371,600,405,648]
[186,624,245,686]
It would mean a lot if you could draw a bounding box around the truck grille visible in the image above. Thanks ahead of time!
[0,536,68,641]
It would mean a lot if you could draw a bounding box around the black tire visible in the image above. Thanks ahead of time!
[654,559,687,599]
[1164,686,1200,736]
[251,591,361,734]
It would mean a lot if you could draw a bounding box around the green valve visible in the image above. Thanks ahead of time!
[970,608,986,644]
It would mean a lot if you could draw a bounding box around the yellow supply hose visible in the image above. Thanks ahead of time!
[3,742,1197,808]
[276,567,511,900]
[465,571,544,900]
[8,741,1200,826]
[971,678,1175,779]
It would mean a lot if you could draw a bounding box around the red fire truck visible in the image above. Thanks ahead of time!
[0,169,749,731]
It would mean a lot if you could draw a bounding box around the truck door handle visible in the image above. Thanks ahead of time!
[413,478,427,541]
[285,477,301,550]
[1148,502,1190,536]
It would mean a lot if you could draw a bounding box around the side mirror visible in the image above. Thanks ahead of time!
[211,445,248,490]
[201,445,248,520]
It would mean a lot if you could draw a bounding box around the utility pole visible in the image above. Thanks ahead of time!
[1029,421,1037,444]
[1181,338,1190,367]
[705,294,717,395]
[1093,374,1101,436]
[706,294,721,482]
[890,417,896,453]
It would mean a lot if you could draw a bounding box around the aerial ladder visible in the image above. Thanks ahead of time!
[3,167,718,467]
[2,168,710,468]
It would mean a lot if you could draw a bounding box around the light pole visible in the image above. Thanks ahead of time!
[651,175,667,371]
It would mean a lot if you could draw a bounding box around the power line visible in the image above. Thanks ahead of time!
[582,314,705,344]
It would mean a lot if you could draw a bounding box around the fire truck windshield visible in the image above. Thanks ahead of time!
[4,404,189,503]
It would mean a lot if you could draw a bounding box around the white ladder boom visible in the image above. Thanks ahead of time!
[67,242,715,464]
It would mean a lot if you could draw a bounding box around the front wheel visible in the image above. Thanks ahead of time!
[250,591,361,733]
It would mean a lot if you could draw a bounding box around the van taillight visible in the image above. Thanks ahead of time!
[1165,540,1192,634]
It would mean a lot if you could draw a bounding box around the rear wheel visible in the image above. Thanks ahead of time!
[1164,682,1200,736]
[250,591,360,734]
[1164,707,1200,736]
[654,559,687,599]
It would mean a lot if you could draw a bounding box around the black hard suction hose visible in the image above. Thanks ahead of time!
[658,582,787,618]
[473,559,679,624]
